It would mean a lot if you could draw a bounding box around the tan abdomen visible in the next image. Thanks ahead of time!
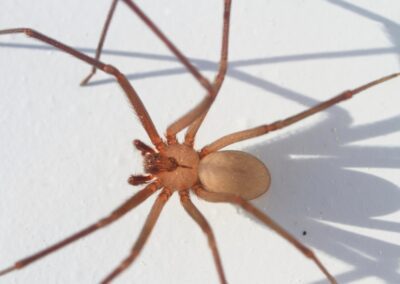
[198,151,271,200]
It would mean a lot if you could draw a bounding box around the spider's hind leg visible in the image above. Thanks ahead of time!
[194,185,337,284]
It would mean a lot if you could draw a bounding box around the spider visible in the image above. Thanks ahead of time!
[1,0,399,283]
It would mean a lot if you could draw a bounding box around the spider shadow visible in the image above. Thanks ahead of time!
[327,0,400,66]
[242,106,400,283]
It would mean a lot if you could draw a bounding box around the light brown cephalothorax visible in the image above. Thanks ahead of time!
[148,144,199,190]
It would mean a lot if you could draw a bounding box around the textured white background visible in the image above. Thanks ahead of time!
[1,1,400,283]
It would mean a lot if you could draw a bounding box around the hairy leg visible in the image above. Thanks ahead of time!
[179,190,227,284]
[184,0,232,146]
[0,28,165,150]
[101,188,172,283]
[0,182,160,277]
[121,0,212,92]
[117,0,224,142]
[194,186,337,284]
[201,72,400,155]
[81,0,119,86]
[80,0,230,143]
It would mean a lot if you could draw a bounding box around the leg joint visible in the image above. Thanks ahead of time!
[23,28,35,37]
[160,188,173,200]
[103,64,120,76]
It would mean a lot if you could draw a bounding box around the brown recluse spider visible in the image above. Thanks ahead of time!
[0,1,399,283]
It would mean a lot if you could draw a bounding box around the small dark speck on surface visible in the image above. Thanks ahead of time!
[302,230,307,236]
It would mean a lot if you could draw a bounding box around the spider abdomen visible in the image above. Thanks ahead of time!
[198,151,271,200]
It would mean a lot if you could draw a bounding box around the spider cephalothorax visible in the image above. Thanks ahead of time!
[136,141,199,191]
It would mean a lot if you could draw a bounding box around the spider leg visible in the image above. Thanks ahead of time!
[201,72,400,154]
[101,188,172,284]
[193,186,337,284]
[0,182,160,278]
[118,0,229,143]
[121,0,212,93]
[80,0,119,86]
[81,0,231,143]
[179,190,227,284]
[82,0,212,94]
[0,28,165,150]
[184,0,232,146]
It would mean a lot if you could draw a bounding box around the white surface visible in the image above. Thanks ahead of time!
[1,1,400,283]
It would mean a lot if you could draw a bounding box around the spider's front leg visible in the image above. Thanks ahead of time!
[81,0,233,145]
[80,0,118,86]
[0,27,165,150]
